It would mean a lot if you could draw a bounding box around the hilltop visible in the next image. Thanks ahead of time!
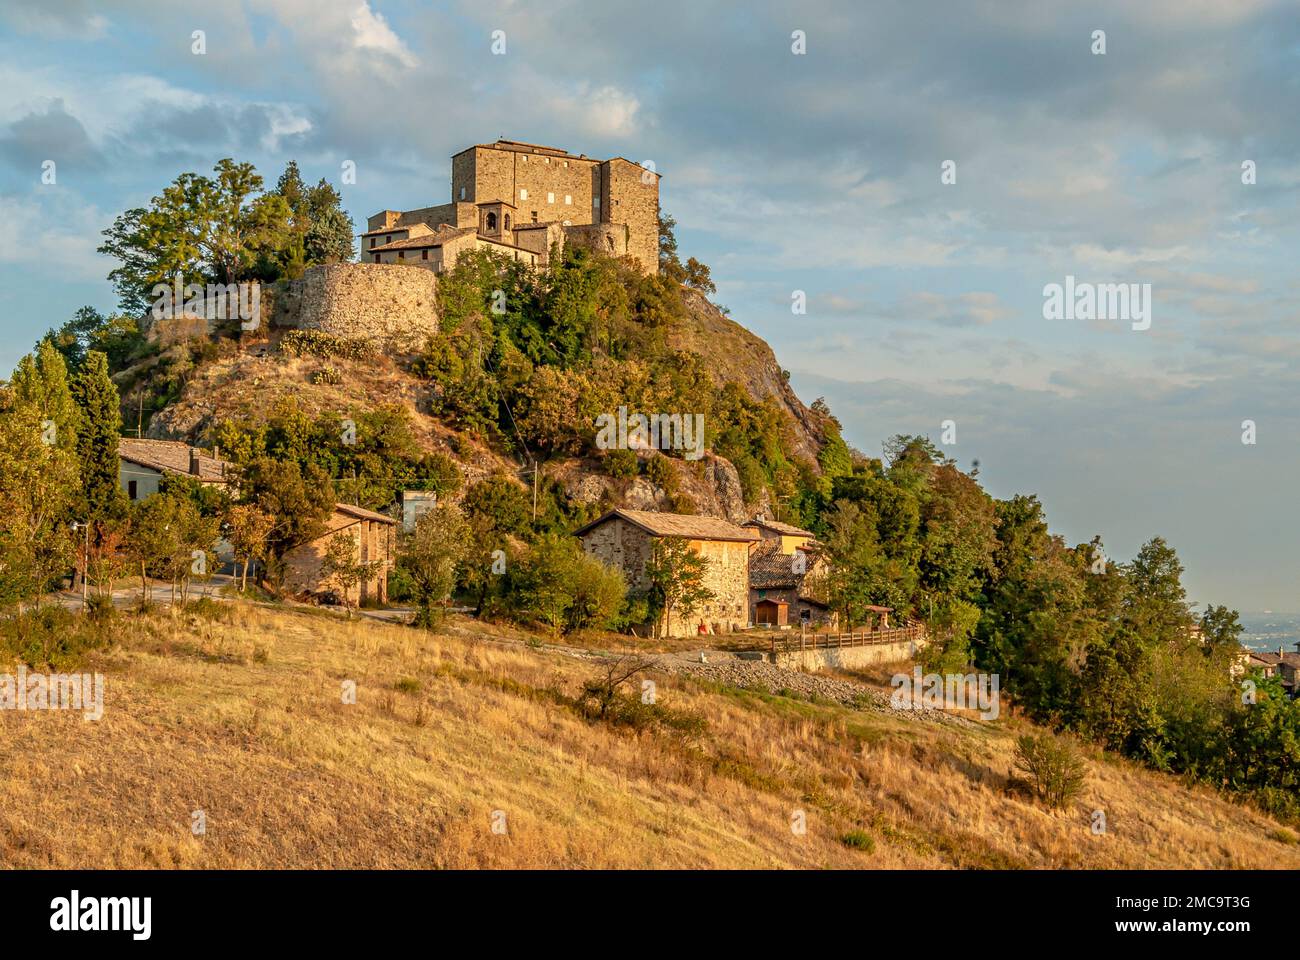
[4,601,1295,869]
[120,256,833,522]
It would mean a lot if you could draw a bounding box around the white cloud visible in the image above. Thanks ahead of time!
[349,1,418,67]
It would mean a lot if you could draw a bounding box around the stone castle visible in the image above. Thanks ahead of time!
[363,139,661,275]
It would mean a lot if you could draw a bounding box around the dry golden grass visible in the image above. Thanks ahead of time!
[1,603,1296,869]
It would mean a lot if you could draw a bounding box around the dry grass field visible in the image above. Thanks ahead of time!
[1,602,1297,869]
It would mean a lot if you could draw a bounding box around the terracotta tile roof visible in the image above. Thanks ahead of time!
[574,508,758,543]
[370,227,474,252]
[119,438,231,483]
[336,503,396,525]
[748,539,802,589]
[744,516,814,537]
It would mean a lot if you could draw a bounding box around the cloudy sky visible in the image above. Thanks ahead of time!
[1,0,1297,612]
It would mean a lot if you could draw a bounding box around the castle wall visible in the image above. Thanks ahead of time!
[564,223,627,259]
[602,158,660,274]
[272,263,438,352]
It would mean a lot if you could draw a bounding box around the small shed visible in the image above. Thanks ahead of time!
[755,598,789,627]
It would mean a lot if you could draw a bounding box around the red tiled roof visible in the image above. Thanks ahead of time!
[574,508,758,543]
[119,438,230,483]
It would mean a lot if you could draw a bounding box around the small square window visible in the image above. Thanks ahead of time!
[370,237,376,247]
[521,155,527,163]
[398,251,404,259]
[385,235,391,243]
[546,192,554,204]
[563,161,569,168]
[520,188,528,200]
[422,250,428,261]
[564,195,572,205]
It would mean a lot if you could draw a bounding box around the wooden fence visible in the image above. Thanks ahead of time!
[770,624,926,654]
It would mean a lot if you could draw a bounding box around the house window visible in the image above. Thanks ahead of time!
[519,188,528,200]
[486,211,497,230]
[385,235,392,243]
[369,237,376,248]
[128,480,137,500]
[546,192,554,204]
[374,254,380,262]
[564,195,572,205]
[421,250,428,261]
[398,251,404,259]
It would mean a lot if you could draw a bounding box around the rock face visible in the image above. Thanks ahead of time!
[552,451,748,521]
[670,289,826,466]
[271,263,438,353]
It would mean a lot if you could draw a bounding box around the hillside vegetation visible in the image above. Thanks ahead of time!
[2,603,1295,869]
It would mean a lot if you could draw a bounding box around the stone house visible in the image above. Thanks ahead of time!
[118,438,233,502]
[743,517,835,629]
[1249,645,1300,696]
[364,138,660,275]
[574,508,757,637]
[282,503,396,606]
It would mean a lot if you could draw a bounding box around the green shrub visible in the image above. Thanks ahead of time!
[281,329,375,361]
[840,829,875,852]
[1014,734,1087,810]
[603,448,638,479]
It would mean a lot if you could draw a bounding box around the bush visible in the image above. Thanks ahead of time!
[0,604,114,670]
[311,364,343,385]
[603,448,638,479]
[281,329,376,361]
[1014,734,1087,810]
[840,830,875,852]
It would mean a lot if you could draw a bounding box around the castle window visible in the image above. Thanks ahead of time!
[521,155,527,163]
[519,189,528,200]
[564,195,571,205]
[504,214,511,229]
[531,211,538,222]
[563,161,568,168]
[486,211,497,230]
[593,197,600,208]
[547,192,554,204]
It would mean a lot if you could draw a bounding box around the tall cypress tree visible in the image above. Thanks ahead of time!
[71,350,126,521]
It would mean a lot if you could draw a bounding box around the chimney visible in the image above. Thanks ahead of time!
[189,449,202,476]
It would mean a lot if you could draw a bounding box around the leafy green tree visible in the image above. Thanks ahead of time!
[10,340,78,453]
[0,400,77,605]
[236,457,334,579]
[1200,604,1243,651]
[99,159,293,312]
[402,502,469,627]
[644,537,713,638]
[320,531,374,618]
